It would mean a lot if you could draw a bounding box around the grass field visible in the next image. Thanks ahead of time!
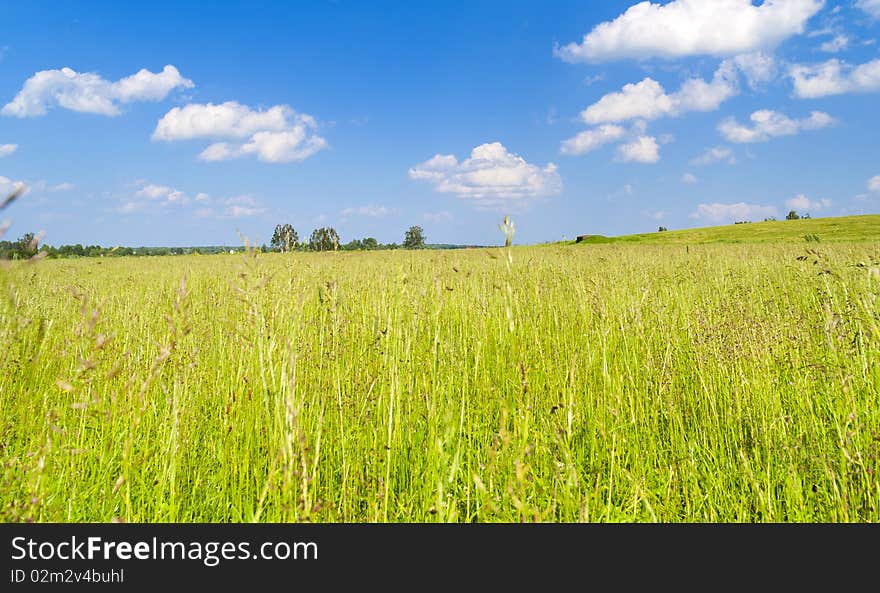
[2,221,880,522]
[573,214,880,245]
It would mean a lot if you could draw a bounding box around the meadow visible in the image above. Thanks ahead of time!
[2,221,879,522]
[573,214,880,245]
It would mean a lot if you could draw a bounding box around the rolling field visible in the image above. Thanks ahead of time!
[573,214,880,245]
[2,228,880,522]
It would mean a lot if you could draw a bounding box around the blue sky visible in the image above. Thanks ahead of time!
[1,0,879,247]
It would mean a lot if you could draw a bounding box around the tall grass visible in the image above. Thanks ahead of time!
[1,239,879,521]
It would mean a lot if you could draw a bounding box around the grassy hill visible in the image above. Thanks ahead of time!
[571,214,880,245]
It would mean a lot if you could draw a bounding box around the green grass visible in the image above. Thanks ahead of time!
[573,214,880,245]
[1,236,879,522]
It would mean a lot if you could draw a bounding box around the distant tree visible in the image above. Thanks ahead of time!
[786,210,801,220]
[764,217,777,222]
[15,233,38,259]
[271,223,298,252]
[802,213,812,220]
[658,226,668,232]
[403,225,426,249]
[342,237,381,251]
[309,227,339,251]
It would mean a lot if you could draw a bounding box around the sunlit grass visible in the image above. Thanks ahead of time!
[572,214,880,245]
[2,239,879,522]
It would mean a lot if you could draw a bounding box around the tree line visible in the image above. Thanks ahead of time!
[269,224,426,252]
[0,236,245,260]
[0,225,428,260]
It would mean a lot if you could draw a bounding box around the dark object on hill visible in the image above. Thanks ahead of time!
[576,234,607,243]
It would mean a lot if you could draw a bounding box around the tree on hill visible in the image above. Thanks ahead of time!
[309,227,339,251]
[403,225,426,249]
[786,210,801,220]
[271,224,298,252]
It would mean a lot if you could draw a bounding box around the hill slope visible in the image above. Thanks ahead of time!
[572,214,880,245]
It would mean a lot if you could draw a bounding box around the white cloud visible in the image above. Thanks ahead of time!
[819,35,849,53]
[154,102,290,140]
[580,61,738,124]
[225,206,261,218]
[121,182,186,212]
[0,177,72,200]
[616,136,660,163]
[222,195,264,218]
[192,194,265,219]
[682,173,698,184]
[2,65,192,117]
[691,202,777,223]
[258,129,326,163]
[785,194,830,211]
[26,179,75,193]
[733,52,777,89]
[868,175,880,192]
[409,142,562,203]
[560,124,626,155]
[423,211,454,223]
[857,0,880,19]
[119,201,145,214]
[122,180,233,214]
[554,0,822,63]
[718,109,835,143]
[789,58,880,98]
[582,79,672,123]
[0,175,27,196]
[136,183,184,203]
[153,101,327,163]
[691,146,737,165]
[0,144,17,158]
[341,204,390,217]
